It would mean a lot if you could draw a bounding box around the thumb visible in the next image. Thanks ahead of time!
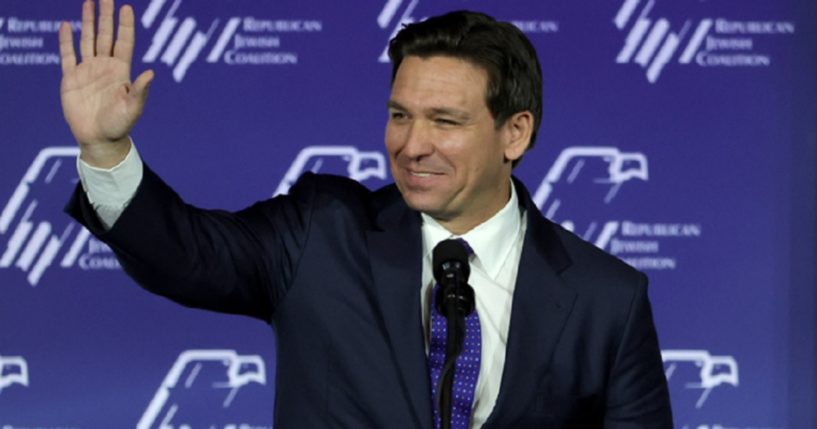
[131,69,155,105]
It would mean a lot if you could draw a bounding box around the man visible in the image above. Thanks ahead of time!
[60,0,672,427]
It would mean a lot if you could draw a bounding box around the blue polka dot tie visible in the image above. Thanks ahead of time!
[428,240,480,429]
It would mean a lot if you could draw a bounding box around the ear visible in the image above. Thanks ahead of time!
[502,111,533,163]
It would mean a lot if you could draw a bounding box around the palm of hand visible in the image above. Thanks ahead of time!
[61,55,135,146]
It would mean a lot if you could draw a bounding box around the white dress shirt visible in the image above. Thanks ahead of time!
[77,144,528,428]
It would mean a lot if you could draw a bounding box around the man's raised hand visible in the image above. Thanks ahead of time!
[60,0,154,168]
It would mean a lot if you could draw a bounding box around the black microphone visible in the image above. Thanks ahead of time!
[431,239,476,429]
[432,239,475,318]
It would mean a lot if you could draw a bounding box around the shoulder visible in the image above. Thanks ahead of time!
[552,222,647,291]
[289,172,372,199]
[284,172,402,222]
[514,177,646,295]
[525,207,648,311]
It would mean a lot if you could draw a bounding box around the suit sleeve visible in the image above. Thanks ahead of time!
[65,163,314,321]
[604,273,674,428]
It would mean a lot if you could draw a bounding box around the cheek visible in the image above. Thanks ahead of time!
[384,125,403,156]
[433,135,468,161]
[466,144,504,179]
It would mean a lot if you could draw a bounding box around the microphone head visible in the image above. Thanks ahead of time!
[432,239,470,283]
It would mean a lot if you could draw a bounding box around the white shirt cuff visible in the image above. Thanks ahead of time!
[76,140,143,229]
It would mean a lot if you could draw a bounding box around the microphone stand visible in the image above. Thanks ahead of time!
[436,281,473,429]
[439,286,463,429]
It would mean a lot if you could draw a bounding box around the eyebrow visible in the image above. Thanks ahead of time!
[387,100,405,111]
[387,100,472,121]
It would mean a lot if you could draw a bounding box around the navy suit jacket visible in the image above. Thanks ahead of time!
[67,165,672,428]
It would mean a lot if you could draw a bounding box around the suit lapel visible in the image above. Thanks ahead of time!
[366,194,432,429]
[484,179,577,428]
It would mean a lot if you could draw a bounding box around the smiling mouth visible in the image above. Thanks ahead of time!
[406,167,444,177]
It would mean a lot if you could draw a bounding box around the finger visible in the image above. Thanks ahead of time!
[97,0,115,56]
[113,4,135,72]
[59,22,77,74]
[131,69,155,104]
[79,0,95,60]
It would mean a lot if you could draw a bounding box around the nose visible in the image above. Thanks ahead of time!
[400,120,434,160]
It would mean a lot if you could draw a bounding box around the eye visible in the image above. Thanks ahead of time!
[389,111,408,121]
[435,118,460,126]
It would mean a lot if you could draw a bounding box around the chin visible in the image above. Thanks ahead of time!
[399,191,445,216]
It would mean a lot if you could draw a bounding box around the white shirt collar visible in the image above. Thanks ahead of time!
[421,181,522,279]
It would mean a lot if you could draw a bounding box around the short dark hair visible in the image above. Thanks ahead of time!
[388,10,543,165]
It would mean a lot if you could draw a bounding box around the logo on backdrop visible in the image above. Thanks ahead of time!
[662,349,739,409]
[0,15,71,66]
[138,350,269,429]
[0,147,120,287]
[0,355,29,392]
[614,0,796,83]
[273,146,388,196]
[0,2,321,79]
[535,146,701,271]
[140,0,322,82]
[376,0,420,63]
[376,0,559,63]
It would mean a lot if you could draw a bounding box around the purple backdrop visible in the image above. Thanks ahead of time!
[1,0,815,427]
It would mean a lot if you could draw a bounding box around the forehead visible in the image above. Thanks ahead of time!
[390,55,489,111]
